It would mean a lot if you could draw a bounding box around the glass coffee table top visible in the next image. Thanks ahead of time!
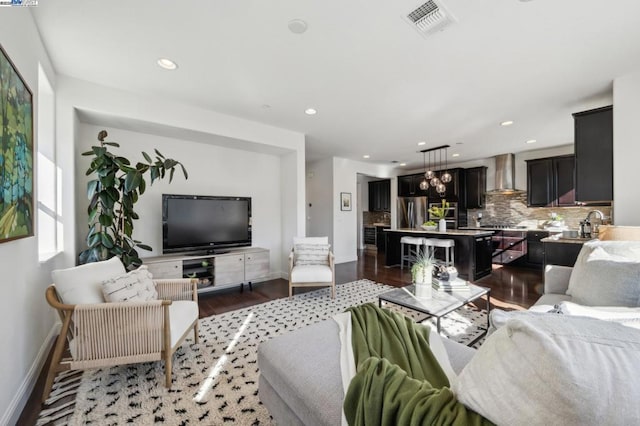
[378,283,490,345]
[378,283,489,317]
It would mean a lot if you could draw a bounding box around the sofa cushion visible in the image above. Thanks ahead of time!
[169,301,198,349]
[557,301,640,330]
[566,241,640,306]
[291,264,333,283]
[294,243,330,266]
[530,293,572,312]
[52,257,126,305]
[454,314,640,425]
[102,265,158,302]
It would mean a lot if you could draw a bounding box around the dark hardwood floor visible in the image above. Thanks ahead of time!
[18,250,542,425]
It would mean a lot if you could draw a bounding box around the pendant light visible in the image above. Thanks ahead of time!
[440,146,452,183]
[419,144,452,194]
[419,151,429,190]
[430,150,440,187]
[425,151,435,180]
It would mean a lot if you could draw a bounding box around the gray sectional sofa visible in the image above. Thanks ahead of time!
[256,262,582,425]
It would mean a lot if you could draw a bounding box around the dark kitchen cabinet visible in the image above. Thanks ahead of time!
[368,180,391,212]
[464,167,487,209]
[474,235,493,278]
[397,173,428,197]
[544,241,583,268]
[573,105,613,203]
[376,225,389,252]
[525,230,549,267]
[526,155,575,207]
[427,168,463,201]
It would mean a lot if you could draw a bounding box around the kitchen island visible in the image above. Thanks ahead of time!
[384,228,495,281]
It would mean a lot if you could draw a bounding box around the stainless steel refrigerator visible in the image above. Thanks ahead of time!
[397,196,427,229]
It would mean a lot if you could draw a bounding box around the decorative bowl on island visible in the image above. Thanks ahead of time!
[421,225,437,231]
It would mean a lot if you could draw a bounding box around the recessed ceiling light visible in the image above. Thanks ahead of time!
[363,155,370,159]
[400,163,407,166]
[288,19,308,34]
[157,58,178,70]
[526,139,537,144]
[500,120,514,126]
[304,108,317,115]
[456,142,464,145]
[452,153,460,157]
[418,141,426,146]
[262,104,271,110]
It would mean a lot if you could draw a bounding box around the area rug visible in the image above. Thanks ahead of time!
[38,279,487,425]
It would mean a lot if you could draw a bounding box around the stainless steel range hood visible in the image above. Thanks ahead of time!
[485,153,524,194]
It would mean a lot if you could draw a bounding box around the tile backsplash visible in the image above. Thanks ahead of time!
[467,193,612,229]
[363,211,391,225]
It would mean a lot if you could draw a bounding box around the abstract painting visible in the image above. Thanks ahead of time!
[0,44,33,243]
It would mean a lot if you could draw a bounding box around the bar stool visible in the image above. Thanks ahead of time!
[424,238,455,267]
[400,236,425,270]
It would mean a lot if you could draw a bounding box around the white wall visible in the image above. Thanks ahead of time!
[0,10,68,425]
[306,159,333,244]
[75,125,285,277]
[613,70,640,225]
[57,76,306,278]
[330,158,396,263]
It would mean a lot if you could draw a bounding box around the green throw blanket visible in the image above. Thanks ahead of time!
[343,303,493,426]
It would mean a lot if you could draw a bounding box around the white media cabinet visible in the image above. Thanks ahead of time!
[143,247,270,294]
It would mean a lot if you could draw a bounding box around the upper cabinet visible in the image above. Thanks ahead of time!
[368,180,391,212]
[397,169,464,201]
[397,174,428,197]
[463,167,487,209]
[526,155,575,207]
[573,105,613,203]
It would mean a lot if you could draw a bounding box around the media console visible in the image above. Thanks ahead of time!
[143,247,270,294]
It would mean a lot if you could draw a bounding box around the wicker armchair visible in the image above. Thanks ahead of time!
[43,277,199,402]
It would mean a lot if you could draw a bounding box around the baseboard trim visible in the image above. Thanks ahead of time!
[2,322,60,426]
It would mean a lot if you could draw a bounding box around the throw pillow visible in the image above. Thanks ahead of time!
[294,243,330,266]
[102,265,158,302]
[566,242,640,306]
[454,314,640,425]
[52,256,126,305]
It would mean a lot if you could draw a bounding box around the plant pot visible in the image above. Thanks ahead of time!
[438,218,447,232]
[415,282,432,299]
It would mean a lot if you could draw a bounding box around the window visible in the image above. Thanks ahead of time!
[37,64,61,260]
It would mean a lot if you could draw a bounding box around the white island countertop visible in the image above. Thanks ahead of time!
[384,228,494,237]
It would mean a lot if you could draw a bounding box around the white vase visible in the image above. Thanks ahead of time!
[438,218,447,232]
[415,282,432,299]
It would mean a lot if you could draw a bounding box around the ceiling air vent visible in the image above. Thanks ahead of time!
[404,0,456,37]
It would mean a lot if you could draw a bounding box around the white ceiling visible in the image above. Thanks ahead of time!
[32,0,640,168]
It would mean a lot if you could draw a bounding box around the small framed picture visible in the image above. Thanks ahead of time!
[340,192,352,211]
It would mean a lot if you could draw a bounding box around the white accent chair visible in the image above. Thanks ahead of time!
[43,257,199,402]
[289,236,336,299]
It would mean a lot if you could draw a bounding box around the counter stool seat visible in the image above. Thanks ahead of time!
[424,238,455,267]
[400,236,425,270]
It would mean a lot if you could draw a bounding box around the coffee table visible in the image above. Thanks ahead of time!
[378,283,490,346]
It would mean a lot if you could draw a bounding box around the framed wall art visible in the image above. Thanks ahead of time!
[340,192,352,211]
[0,44,34,243]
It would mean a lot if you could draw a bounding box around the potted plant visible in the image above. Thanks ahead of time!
[411,252,435,299]
[78,130,188,270]
[428,200,450,232]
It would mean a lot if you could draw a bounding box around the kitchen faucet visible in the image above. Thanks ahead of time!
[581,210,605,237]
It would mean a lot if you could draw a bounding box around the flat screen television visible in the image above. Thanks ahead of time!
[162,194,252,254]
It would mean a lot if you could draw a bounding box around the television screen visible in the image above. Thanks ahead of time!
[162,194,252,254]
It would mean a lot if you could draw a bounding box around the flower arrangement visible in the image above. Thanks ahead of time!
[428,200,450,220]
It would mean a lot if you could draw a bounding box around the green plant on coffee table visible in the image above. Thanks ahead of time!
[78,130,188,270]
[428,200,450,220]
[411,252,435,284]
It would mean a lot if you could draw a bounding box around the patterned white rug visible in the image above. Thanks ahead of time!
[39,279,487,425]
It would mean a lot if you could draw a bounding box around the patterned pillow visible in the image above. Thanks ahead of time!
[294,243,331,266]
[101,265,158,302]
